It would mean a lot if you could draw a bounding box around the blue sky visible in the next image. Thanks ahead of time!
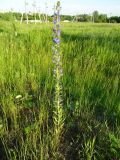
[0,0,120,16]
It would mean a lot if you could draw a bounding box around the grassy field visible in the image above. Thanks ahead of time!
[0,21,120,160]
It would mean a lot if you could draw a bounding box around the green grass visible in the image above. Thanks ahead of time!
[0,21,120,160]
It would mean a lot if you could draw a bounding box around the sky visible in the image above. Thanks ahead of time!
[0,0,120,16]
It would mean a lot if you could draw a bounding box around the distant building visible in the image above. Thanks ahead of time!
[62,20,70,23]
[25,20,43,23]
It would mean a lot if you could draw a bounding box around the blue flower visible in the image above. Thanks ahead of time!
[53,20,57,24]
[57,30,60,36]
[53,38,60,44]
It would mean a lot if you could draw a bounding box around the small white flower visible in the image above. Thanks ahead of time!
[15,95,22,99]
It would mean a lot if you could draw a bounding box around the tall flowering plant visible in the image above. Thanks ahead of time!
[52,1,61,72]
[52,1,64,151]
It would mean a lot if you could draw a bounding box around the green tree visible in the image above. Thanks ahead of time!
[98,14,107,23]
[93,10,99,22]
[78,14,91,22]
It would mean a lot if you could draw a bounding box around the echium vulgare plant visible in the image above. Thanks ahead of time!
[52,1,64,151]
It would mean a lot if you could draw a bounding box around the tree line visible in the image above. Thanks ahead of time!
[0,11,120,23]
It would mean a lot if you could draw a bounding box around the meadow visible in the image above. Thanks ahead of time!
[0,21,120,160]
